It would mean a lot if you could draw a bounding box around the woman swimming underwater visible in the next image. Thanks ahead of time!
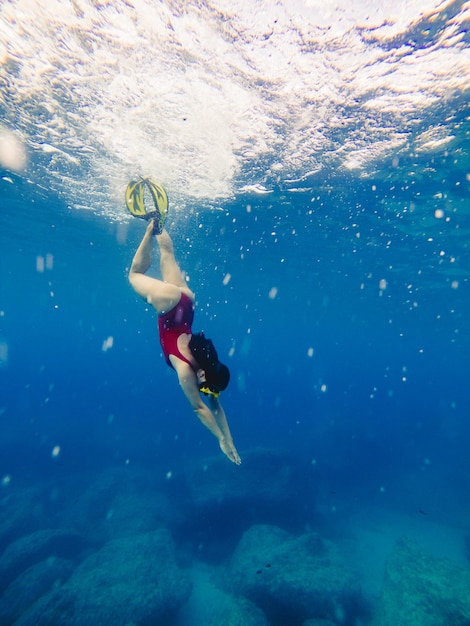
[127,193,241,465]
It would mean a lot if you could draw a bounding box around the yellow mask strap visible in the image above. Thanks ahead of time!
[200,385,220,398]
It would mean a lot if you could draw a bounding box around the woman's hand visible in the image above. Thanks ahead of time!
[219,437,242,465]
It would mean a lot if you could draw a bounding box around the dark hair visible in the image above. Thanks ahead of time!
[189,332,230,393]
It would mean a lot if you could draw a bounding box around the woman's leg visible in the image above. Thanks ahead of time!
[156,229,195,303]
[129,221,182,313]
[156,230,194,299]
[129,219,154,276]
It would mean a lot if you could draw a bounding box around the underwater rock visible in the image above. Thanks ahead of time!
[0,528,90,591]
[185,448,313,511]
[0,487,50,554]
[176,448,316,562]
[177,562,269,626]
[15,529,191,626]
[0,556,74,625]
[373,536,470,626]
[229,524,366,625]
[60,465,175,543]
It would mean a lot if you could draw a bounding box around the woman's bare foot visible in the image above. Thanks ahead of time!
[143,219,156,238]
[219,437,242,465]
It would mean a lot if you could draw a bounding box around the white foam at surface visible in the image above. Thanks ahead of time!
[0,0,468,217]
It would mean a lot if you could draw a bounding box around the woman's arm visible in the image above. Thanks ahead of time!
[172,359,241,464]
[208,396,241,465]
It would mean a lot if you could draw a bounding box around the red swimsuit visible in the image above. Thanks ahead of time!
[158,292,195,369]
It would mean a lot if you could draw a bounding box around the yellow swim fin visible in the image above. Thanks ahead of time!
[125,179,146,218]
[125,178,169,233]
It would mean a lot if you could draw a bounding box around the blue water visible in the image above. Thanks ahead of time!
[1,1,470,624]
[2,166,469,504]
